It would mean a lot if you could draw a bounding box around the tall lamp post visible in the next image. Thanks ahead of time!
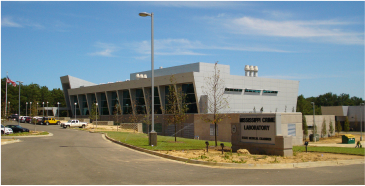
[361,103,364,141]
[95,103,98,129]
[30,102,32,120]
[57,102,60,120]
[139,11,156,146]
[26,102,28,116]
[311,102,316,142]
[36,102,38,116]
[74,102,77,120]
[42,102,44,118]
[16,81,23,125]
[46,101,49,117]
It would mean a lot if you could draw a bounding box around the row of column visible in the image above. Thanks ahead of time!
[69,84,194,116]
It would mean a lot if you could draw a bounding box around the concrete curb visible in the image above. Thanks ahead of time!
[104,134,365,169]
[1,133,53,138]
[1,139,21,145]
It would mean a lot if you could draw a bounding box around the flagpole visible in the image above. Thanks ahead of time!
[5,72,8,118]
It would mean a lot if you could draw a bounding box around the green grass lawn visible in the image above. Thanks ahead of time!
[3,131,49,136]
[103,131,365,155]
[103,131,231,151]
[293,146,365,156]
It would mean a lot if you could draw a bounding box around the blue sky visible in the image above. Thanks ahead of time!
[1,1,364,99]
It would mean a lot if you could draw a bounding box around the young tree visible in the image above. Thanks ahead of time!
[336,120,342,136]
[129,99,140,133]
[302,115,308,140]
[321,118,327,138]
[201,62,229,146]
[344,116,350,133]
[329,119,334,136]
[165,75,189,142]
[89,103,100,128]
[113,103,122,131]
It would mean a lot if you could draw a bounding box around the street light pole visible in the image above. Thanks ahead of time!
[139,11,156,146]
[42,102,44,118]
[16,81,23,125]
[57,102,60,120]
[30,102,32,120]
[311,102,316,142]
[95,103,98,129]
[26,102,28,116]
[36,102,38,116]
[361,103,364,141]
[46,101,49,117]
[74,102,77,120]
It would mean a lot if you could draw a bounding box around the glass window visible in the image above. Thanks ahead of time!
[100,93,109,115]
[135,89,146,114]
[122,90,132,114]
[210,124,218,136]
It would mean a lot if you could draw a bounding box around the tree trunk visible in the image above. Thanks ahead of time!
[214,115,217,146]
[175,123,177,142]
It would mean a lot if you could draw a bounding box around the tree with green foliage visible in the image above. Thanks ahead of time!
[344,116,350,133]
[201,62,229,147]
[1,78,67,116]
[321,118,327,138]
[302,115,308,140]
[129,99,141,133]
[89,103,100,128]
[336,120,342,136]
[165,75,189,142]
[113,103,122,131]
[329,119,334,136]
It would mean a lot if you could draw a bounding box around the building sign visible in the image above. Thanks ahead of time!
[240,115,276,144]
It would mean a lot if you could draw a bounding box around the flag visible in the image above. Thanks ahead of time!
[6,76,16,87]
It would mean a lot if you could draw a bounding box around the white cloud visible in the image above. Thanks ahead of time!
[133,39,207,56]
[88,42,118,57]
[1,17,22,27]
[223,16,363,45]
[148,1,246,8]
[131,38,292,59]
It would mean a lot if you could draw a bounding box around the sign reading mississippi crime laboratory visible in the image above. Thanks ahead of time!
[240,116,276,144]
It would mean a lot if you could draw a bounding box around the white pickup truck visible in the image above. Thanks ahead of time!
[60,120,88,128]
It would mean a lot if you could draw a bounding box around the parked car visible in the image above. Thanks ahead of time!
[8,114,18,120]
[42,117,61,125]
[19,116,29,123]
[1,125,13,135]
[60,120,88,128]
[5,125,30,133]
[30,116,41,124]
[25,117,32,123]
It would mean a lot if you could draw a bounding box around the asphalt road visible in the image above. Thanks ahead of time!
[2,121,364,185]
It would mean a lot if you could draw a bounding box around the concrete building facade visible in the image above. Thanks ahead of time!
[321,106,365,131]
[60,62,302,146]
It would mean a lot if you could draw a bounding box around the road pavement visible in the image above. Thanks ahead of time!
[2,121,364,185]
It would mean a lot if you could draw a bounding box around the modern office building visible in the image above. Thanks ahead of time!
[60,62,301,145]
[60,62,299,117]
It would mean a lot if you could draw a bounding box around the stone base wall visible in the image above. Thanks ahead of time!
[231,123,293,156]
[92,121,114,125]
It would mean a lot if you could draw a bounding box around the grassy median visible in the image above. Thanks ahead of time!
[103,131,231,151]
[293,146,365,156]
[102,131,364,155]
